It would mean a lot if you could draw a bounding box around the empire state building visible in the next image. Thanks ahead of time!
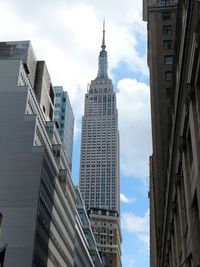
[79,23,122,267]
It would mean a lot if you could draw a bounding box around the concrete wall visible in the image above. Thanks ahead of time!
[0,62,44,267]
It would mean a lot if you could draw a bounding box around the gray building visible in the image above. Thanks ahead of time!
[0,41,76,267]
[74,187,103,267]
[0,213,2,235]
[53,86,74,171]
[144,0,200,266]
[79,24,121,267]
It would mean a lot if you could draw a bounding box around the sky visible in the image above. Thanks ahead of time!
[0,1,151,266]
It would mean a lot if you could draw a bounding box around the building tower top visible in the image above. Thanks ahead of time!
[96,20,108,80]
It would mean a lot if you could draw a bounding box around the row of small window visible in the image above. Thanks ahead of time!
[83,125,116,129]
[83,123,116,127]
[163,25,172,35]
[83,118,116,122]
[164,55,173,64]
[160,0,170,6]
[88,87,112,94]
[55,93,66,102]
[82,134,115,138]
[88,95,115,101]
[81,152,116,156]
[82,134,116,138]
[81,168,116,171]
[162,11,171,20]
[164,40,172,49]
[84,194,115,199]
[87,110,114,115]
[165,71,173,81]
[54,113,66,120]
[81,146,116,150]
[82,130,116,135]
[83,172,116,176]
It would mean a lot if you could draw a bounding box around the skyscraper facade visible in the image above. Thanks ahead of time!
[144,0,200,266]
[0,40,103,267]
[74,187,103,267]
[0,41,76,267]
[143,1,178,265]
[79,24,121,267]
[53,86,74,171]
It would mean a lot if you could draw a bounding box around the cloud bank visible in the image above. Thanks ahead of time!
[117,78,151,178]
[0,0,148,127]
[122,210,149,250]
[120,193,136,204]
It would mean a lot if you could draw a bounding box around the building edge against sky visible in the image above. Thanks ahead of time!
[0,41,103,267]
[53,86,74,172]
[79,23,122,267]
[144,0,200,266]
[143,0,178,265]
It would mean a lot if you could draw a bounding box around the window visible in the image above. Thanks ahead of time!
[166,87,171,98]
[164,55,173,64]
[165,71,172,81]
[161,0,170,6]
[163,25,172,34]
[162,11,171,19]
[164,40,172,49]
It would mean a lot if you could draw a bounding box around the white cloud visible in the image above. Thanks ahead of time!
[122,210,149,233]
[120,193,136,204]
[0,2,150,266]
[117,78,152,178]
[128,259,135,267]
[138,233,150,249]
[121,210,149,250]
[0,0,148,138]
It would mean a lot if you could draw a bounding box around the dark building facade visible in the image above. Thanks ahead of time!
[144,0,200,266]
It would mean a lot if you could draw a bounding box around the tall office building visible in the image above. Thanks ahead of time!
[144,0,200,266]
[143,1,178,265]
[0,41,76,267]
[74,187,103,267]
[0,41,103,267]
[79,24,122,267]
[53,86,74,171]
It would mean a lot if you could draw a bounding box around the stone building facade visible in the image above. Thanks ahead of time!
[144,0,200,266]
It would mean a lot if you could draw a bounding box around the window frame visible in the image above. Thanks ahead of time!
[163,40,173,49]
[164,55,173,65]
[163,25,172,34]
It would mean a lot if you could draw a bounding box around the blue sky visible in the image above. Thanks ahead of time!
[0,1,151,266]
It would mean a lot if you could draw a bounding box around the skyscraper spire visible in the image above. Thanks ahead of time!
[102,19,106,50]
[96,20,108,80]
[80,21,121,267]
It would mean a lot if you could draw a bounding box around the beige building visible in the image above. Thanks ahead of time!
[144,0,200,266]
[79,25,122,267]
[88,208,122,267]
[74,187,103,267]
